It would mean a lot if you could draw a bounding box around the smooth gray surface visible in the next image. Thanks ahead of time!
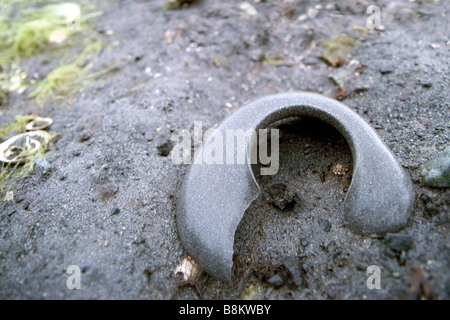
[177,92,414,282]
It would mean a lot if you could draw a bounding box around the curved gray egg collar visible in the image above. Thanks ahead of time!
[177,92,413,282]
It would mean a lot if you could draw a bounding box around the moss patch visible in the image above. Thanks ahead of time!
[263,54,293,67]
[0,1,104,105]
[164,0,197,10]
[0,116,56,197]
[0,115,36,141]
[29,39,118,106]
[321,34,358,67]
[0,129,55,198]
[0,2,100,63]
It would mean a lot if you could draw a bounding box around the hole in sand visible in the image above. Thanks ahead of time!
[233,117,353,285]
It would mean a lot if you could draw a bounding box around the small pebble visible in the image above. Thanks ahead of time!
[357,264,366,271]
[303,146,312,155]
[318,218,332,232]
[326,287,336,299]
[379,65,394,75]
[282,256,306,288]
[302,55,319,66]
[33,157,51,176]
[298,237,310,257]
[15,195,25,203]
[77,133,91,143]
[266,274,284,288]
[111,207,120,215]
[132,237,146,245]
[421,146,450,188]
[264,287,274,299]
[156,141,174,157]
[239,2,258,16]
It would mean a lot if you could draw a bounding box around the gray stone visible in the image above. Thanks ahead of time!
[177,92,413,282]
[303,146,312,155]
[266,274,284,288]
[156,141,173,157]
[22,201,30,210]
[302,55,320,66]
[318,218,332,232]
[281,256,305,288]
[14,195,25,203]
[33,157,51,176]
[298,237,310,257]
[379,64,395,75]
[421,147,450,188]
[326,287,337,299]
[77,132,91,143]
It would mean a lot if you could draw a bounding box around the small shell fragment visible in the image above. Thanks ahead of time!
[175,256,203,282]
[49,28,70,46]
[4,191,14,202]
[25,117,54,131]
[54,3,81,25]
[332,163,349,176]
[0,131,52,164]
